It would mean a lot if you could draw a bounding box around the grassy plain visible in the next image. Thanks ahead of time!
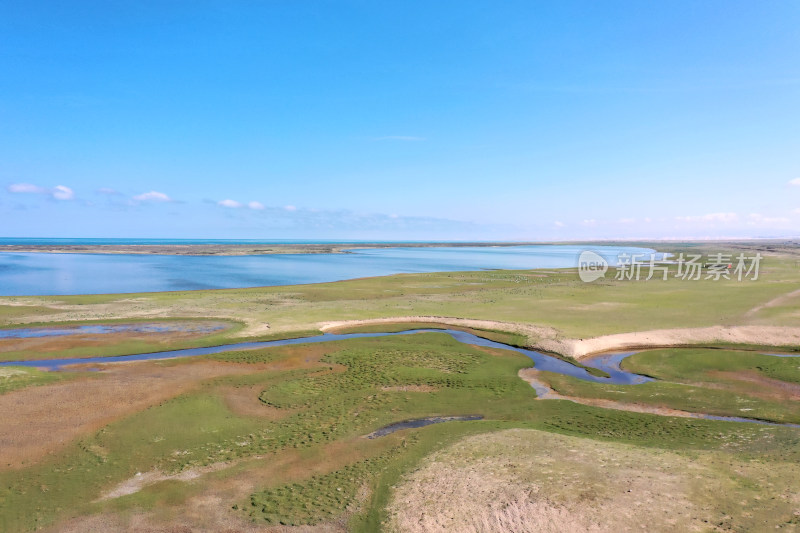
[0,243,798,362]
[0,242,798,532]
[0,366,65,394]
[3,332,800,531]
[535,347,800,424]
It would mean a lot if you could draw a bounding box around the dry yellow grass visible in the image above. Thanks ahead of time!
[387,428,800,532]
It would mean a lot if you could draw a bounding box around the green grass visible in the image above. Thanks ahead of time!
[622,347,800,384]
[2,245,798,347]
[0,305,67,321]
[330,321,529,347]
[246,441,407,526]
[0,366,66,394]
[547,372,800,423]
[1,243,799,531]
[0,333,533,531]
[541,347,800,423]
[306,321,610,378]
[0,392,264,531]
[0,338,797,533]
[7,332,797,531]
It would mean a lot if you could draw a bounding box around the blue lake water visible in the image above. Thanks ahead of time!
[0,238,400,246]
[0,244,661,296]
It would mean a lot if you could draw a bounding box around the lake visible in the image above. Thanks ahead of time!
[0,244,659,296]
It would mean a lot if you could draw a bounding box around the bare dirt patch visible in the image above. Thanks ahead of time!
[705,369,800,401]
[518,368,703,419]
[745,287,800,317]
[48,510,345,533]
[318,316,800,359]
[0,360,262,470]
[319,315,557,340]
[96,462,232,501]
[569,325,800,359]
[0,339,347,470]
[0,320,231,358]
[380,384,438,393]
[321,316,800,358]
[0,367,26,378]
[50,437,388,533]
[221,385,294,420]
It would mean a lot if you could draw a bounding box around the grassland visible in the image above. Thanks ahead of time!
[0,366,65,394]
[0,242,798,532]
[1,243,799,363]
[0,333,535,531]
[1,331,797,531]
[532,348,800,424]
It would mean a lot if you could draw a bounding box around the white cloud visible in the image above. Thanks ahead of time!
[789,178,800,186]
[618,218,635,224]
[794,208,800,215]
[248,201,265,210]
[8,183,46,194]
[581,219,597,227]
[218,199,242,208]
[284,205,297,212]
[133,191,172,202]
[97,187,120,195]
[52,185,74,200]
[747,213,790,225]
[554,221,565,228]
[676,212,738,223]
[7,182,74,200]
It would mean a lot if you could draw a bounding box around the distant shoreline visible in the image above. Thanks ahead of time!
[0,238,800,256]
[0,242,546,256]
[0,239,795,256]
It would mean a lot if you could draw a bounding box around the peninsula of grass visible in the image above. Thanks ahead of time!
[540,347,800,424]
[621,347,800,384]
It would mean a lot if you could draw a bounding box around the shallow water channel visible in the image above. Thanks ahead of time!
[2,326,798,429]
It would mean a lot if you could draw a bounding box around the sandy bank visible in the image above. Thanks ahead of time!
[320,316,800,358]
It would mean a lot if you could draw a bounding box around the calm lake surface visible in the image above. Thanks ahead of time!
[0,244,659,296]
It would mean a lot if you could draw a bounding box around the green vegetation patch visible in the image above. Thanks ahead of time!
[542,361,800,424]
[623,347,800,384]
[6,246,800,343]
[4,332,800,532]
[246,441,410,525]
[0,366,65,394]
[331,321,529,348]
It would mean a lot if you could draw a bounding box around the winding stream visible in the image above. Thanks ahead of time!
[0,322,226,339]
[1,326,798,428]
[0,327,648,382]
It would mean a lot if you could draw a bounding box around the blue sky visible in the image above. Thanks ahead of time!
[1,1,798,240]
